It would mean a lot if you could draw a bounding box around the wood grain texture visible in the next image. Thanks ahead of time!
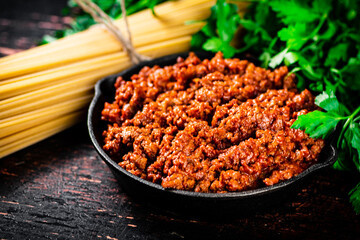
[0,1,360,239]
[0,124,360,240]
[0,0,69,57]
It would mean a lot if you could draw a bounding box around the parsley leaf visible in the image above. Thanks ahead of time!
[291,110,342,139]
[349,182,360,214]
[314,90,348,115]
[292,91,360,213]
[269,0,321,24]
[325,43,349,67]
[277,23,308,51]
[190,0,241,58]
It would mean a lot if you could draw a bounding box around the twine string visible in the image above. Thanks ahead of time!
[119,0,133,47]
[74,0,150,64]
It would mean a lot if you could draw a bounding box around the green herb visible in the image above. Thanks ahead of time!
[191,0,360,213]
[350,182,360,214]
[39,0,166,45]
[292,91,360,213]
[192,0,360,103]
[292,90,360,171]
[292,90,348,139]
[190,0,241,58]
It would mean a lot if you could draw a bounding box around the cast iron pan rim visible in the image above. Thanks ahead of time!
[88,51,338,200]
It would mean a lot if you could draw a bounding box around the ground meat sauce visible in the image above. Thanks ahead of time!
[101,52,325,193]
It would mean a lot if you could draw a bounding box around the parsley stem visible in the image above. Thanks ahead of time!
[350,105,360,120]
[309,14,327,40]
[337,118,350,148]
[337,105,360,147]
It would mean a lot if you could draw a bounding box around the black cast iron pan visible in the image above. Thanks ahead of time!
[87,52,338,217]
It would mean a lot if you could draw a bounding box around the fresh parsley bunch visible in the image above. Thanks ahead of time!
[191,0,360,213]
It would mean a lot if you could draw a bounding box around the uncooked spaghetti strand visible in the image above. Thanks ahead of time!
[0,86,93,119]
[0,94,92,138]
[0,111,85,159]
[0,0,213,79]
[0,0,212,64]
[0,21,204,82]
[0,4,211,66]
[0,30,198,100]
[0,75,98,114]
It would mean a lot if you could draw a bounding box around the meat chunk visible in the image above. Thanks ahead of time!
[101,52,325,193]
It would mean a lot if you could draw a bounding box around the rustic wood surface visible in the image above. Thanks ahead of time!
[1,1,360,239]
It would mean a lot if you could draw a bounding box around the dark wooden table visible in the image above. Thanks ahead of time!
[1,1,360,239]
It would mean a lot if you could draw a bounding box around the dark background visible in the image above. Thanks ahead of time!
[1,1,360,239]
[0,0,70,57]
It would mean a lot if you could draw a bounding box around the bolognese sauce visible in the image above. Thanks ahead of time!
[101,52,325,193]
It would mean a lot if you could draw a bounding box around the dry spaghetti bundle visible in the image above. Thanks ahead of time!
[0,0,248,158]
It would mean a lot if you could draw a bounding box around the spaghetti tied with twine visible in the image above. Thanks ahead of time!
[74,0,151,64]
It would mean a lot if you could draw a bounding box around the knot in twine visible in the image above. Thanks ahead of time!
[74,0,151,65]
